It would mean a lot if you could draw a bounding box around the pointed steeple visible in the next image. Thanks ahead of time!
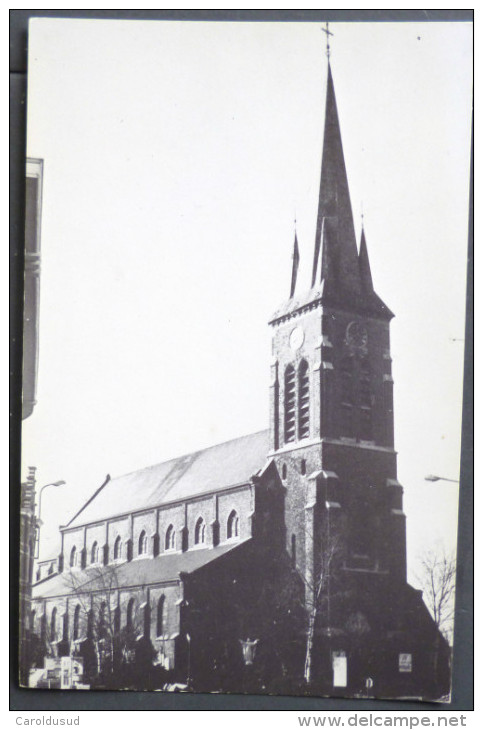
[312,63,361,297]
[290,232,300,298]
[358,225,374,293]
[270,53,394,326]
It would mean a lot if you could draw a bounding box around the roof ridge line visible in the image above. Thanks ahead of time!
[65,473,111,528]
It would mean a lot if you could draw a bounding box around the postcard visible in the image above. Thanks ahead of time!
[20,18,472,700]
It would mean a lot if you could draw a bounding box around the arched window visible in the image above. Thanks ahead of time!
[36,568,41,582]
[113,536,122,561]
[138,530,148,555]
[50,607,57,642]
[153,533,160,557]
[30,610,36,634]
[73,604,81,641]
[359,359,373,440]
[98,602,107,639]
[282,463,287,480]
[284,365,296,443]
[40,613,47,642]
[340,358,354,437]
[383,377,394,446]
[91,541,99,564]
[156,596,165,637]
[126,597,135,631]
[359,360,371,406]
[62,612,68,641]
[69,546,77,568]
[227,510,239,539]
[143,602,151,639]
[194,517,206,545]
[87,609,94,639]
[350,507,372,561]
[298,359,310,439]
[165,524,175,551]
[300,459,306,475]
[113,606,121,636]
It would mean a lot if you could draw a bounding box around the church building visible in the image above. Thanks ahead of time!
[30,52,450,699]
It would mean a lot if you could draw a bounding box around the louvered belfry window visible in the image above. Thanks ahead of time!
[284,365,296,443]
[298,360,310,439]
[340,358,354,437]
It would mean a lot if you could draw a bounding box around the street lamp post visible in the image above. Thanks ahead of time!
[19,472,66,687]
[35,479,66,559]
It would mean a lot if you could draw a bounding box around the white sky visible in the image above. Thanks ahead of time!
[23,19,472,586]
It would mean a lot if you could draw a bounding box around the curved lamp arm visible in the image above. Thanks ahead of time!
[35,480,66,559]
[424,474,459,484]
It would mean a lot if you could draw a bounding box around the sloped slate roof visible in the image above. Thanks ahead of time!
[67,430,269,529]
[269,281,393,324]
[33,539,250,599]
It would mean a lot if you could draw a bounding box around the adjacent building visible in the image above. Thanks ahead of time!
[23,158,43,420]
[19,159,44,685]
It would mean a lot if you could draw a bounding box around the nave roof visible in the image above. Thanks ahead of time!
[67,430,269,530]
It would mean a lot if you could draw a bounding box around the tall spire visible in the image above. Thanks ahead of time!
[358,225,374,293]
[290,231,300,298]
[270,46,394,326]
[311,63,361,297]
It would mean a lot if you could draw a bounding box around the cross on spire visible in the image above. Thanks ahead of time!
[321,22,333,59]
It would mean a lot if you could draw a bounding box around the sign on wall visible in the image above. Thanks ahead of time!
[399,653,412,673]
[332,651,347,687]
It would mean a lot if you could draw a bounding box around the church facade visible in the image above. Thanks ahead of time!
[30,59,450,700]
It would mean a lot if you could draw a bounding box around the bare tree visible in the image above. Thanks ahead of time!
[64,563,146,684]
[302,531,342,685]
[417,548,456,644]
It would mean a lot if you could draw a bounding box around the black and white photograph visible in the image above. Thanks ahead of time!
[19,17,472,702]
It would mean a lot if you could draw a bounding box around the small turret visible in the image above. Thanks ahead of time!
[358,225,374,294]
[289,232,300,298]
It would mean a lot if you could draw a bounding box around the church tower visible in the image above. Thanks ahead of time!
[268,59,407,603]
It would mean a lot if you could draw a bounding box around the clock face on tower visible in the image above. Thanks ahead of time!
[345,321,368,352]
[289,326,305,351]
